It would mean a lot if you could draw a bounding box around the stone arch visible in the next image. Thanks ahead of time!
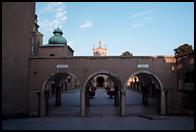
[80,70,123,117]
[40,71,81,116]
[123,70,163,91]
[42,71,81,92]
[123,70,165,115]
[83,70,122,91]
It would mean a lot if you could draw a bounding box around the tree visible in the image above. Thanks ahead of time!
[121,51,133,57]
[174,43,193,56]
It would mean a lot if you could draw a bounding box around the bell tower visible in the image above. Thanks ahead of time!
[93,40,107,56]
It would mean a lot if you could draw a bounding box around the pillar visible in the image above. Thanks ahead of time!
[80,90,86,117]
[160,90,166,115]
[114,92,117,106]
[156,90,160,113]
[135,82,138,91]
[62,80,65,92]
[55,87,61,106]
[51,83,55,96]
[138,82,142,93]
[142,86,148,105]
[120,90,126,116]
[133,82,135,91]
[118,90,121,106]
[114,87,120,106]
[44,91,49,116]
[150,83,153,96]
[40,91,46,117]
[29,91,39,116]
[86,88,90,106]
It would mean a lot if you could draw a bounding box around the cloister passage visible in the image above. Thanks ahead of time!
[82,72,122,117]
[125,71,161,116]
[96,76,105,87]
[43,72,80,117]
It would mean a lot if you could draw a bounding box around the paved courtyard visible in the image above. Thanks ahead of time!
[2,89,194,130]
[48,88,157,117]
[2,116,194,130]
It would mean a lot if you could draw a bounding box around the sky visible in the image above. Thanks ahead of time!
[36,2,194,56]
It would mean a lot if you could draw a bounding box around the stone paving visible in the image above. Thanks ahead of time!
[2,88,194,130]
[48,89,80,117]
[48,88,157,117]
[2,116,194,130]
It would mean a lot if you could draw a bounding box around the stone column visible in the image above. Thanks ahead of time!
[136,82,138,91]
[142,93,148,105]
[40,91,46,117]
[114,87,118,106]
[62,80,65,92]
[142,86,148,105]
[44,91,49,116]
[86,88,90,106]
[29,91,39,116]
[114,92,117,106]
[120,90,126,116]
[160,90,166,115]
[80,89,86,117]
[55,87,61,106]
[118,90,121,106]
[150,86,152,97]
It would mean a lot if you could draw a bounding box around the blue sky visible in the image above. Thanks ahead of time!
[36,2,194,56]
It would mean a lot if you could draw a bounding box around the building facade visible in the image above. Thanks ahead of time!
[175,52,194,115]
[2,2,194,118]
[2,2,35,118]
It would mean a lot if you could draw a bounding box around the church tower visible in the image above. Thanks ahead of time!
[93,40,107,56]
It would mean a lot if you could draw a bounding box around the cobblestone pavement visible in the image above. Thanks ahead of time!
[2,88,194,130]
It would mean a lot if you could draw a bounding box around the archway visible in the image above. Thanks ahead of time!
[124,70,164,116]
[42,71,81,117]
[81,71,122,117]
[96,76,104,87]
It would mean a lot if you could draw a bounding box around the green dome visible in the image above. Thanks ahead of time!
[48,28,67,45]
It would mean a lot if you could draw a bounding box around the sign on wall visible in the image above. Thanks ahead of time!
[56,64,68,69]
[137,64,149,68]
